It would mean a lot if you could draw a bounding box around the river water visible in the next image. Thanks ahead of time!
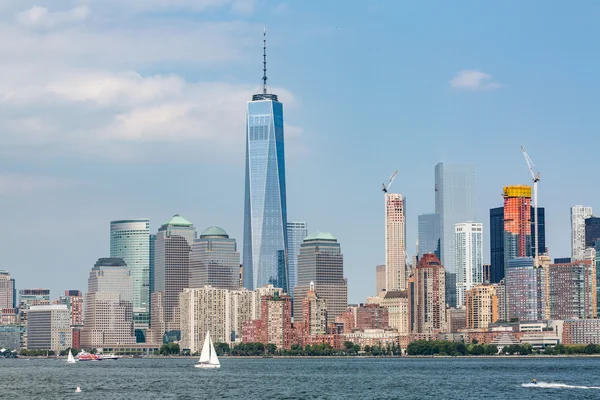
[1,357,599,399]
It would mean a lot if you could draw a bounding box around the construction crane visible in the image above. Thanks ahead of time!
[521,146,540,268]
[382,170,398,193]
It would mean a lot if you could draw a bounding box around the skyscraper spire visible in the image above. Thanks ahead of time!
[262,27,268,94]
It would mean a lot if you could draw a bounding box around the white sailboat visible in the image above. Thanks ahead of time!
[195,331,220,369]
[66,349,77,364]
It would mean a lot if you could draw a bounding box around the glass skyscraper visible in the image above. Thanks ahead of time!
[417,213,440,259]
[434,163,477,307]
[110,219,151,328]
[287,221,307,297]
[242,35,288,292]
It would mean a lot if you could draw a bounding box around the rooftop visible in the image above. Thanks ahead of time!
[94,257,127,268]
[304,232,336,241]
[163,214,193,227]
[200,226,229,238]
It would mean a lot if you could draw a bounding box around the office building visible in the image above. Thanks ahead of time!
[435,163,477,307]
[385,193,406,291]
[80,258,136,349]
[489,207,504,283]
[152,214,196,333]
[585,216,600,249]
[190,227,240,291]
[418,213,440,259]
[58,290,83,326]
[18,288,51,347]
[27,305,71,352]
[505,257,545,322]
[0,270,14,310]
[455,222,483,306]
[548,261,596,319]
[179,286,232,353]
[242,35,288,292]
[409,253,446,335]
[294,232,348,322]
[110,219,151,328]
[465,284,498,330]
[571,206,593,260]
[375,264,386,294]
[287,221,308,297]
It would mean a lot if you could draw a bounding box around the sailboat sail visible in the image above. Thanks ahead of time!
[199,332,211,363]
[67,349,76,363]
[209,338,220,365]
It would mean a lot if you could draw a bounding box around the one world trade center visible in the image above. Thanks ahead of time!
[242,30,288,292]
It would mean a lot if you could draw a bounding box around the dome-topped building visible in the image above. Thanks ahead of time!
[190,226,240,291]
[200,226,229,238]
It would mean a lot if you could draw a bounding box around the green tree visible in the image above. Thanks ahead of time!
[266,343,277,355]
[214,342,230,356]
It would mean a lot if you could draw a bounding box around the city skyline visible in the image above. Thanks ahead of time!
[2,1,600,304]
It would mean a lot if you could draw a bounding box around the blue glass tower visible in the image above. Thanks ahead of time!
[243,31,288,291]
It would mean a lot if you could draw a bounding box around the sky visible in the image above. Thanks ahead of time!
[1,0,599,304]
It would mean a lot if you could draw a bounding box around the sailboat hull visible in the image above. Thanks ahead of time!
[194,363,220,369]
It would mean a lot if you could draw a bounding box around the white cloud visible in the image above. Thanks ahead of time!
[450,69,502,90]
[16,5,89,28]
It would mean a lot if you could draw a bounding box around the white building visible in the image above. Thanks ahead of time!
[571,205,593,261]
[27,305,72,352]
[385,193,406,291]
[455,222,483,306]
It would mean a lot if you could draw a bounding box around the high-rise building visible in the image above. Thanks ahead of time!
[18,288,51,342]
[242,291,294,350]
[571,206,593,260]
[153,214,196,333]
[548,261,596,319]
[465,284,498,329]
[287,222,307,297]
[418,213,440,259]
[0,270,14,310]
[375,264,386,294]
[490,205,545,283]
[434,163,477,307]
[190,227,240,291]
[503,186,532,275]
[366,291,409,341]
[409,253,446,335]
[585,216,600,249]
[385,193,406,291]
[294,232,348,322]
[455,222,483,306]
[179,286,232,354]
[300,282,328,336]
[242,33,288,292]
[61,290,83,326]
[80,258,136,349]
[110,219,151,328]
[27,305,71,352]
[505,257,545,322]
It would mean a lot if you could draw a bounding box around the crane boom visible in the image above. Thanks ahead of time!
[521,145,540,268]
[382,170,398,193]
[521,146,540,182]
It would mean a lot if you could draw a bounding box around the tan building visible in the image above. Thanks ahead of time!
[409,254,446,335]
[548,260,596,319]
[27,305,72,352]
[375,264,386,295]
[344,329,399,349]
[300,282,328,336]
[465,284,498,329]
[385,194,406,291]
[367,291,409,336]
[446,308,466,333]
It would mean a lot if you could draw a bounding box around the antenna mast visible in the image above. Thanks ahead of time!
[262,28,268,94]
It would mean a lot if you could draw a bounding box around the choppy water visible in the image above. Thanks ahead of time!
[1,357,600,399]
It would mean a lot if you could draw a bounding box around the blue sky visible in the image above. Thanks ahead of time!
[0,0,598,303]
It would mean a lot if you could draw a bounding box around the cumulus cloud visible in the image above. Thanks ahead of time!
[16,5,89,28]
[450,69,502,90]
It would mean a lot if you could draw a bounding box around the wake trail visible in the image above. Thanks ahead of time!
[522,382,600,390]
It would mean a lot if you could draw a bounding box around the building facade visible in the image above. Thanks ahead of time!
[110,219,151,328]
[409,254,446,335]
[287,221,308,297]
[355,304,389,330]
[418,213,440,259]
[571,205,593,260]
[375,264,386,295]
[385,193,407,291]
[563,319,600,345]
[585,216,600,249]
[465,284,498,329]
[548,261,596,319]
[300,282,328,336]
[242,46,289,292]
[503,186,532,275]
[455,222,483,306]
[27,305,72,352]
[434,163,477,307]
[505,257,545,322]
[0,270,14,310]
[190,227,240,291]
[294,232,348,322]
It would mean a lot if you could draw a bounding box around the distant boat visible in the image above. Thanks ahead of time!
[195,331,220,369]
[99,353,119,360]
[66,350,77,364]
[77,351,100,361]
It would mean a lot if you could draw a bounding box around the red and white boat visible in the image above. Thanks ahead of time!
[77,351,101,361]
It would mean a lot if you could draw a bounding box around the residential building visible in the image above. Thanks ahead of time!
[287,221,308,297]
[571,206,593,260]
[59,290,83,325]
[367,290,409,337]
[495,281,507,322]
[505,257,545,322]
[190,227,240,291]
[293,232,348,322]
[385,193,406,291]
[242,39,288,292]
[585,216,600,248]
[152,214,196,334]
[446,308,466,333]
[110,219,151,329]
[375,264,386,294]
[503,186,532,272]
[80,258,136,349]
[548,261,596,319]
[435,163,477,308]
[418,213,440,259]
[179,286,232,354]
[465,284,498,329]
[563,319,600,345]
[343,329,399,350]
[243,291,293,349]
[489,207,505,284]
[455,222,483,306]
[409,253,446,335]
[299,282,328,336]
[27,305,71,352]
[0,270,14,310]
[355,304,389,330]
